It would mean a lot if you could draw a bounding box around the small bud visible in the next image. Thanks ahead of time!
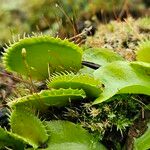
[55,3,58,7]
[22,48,27,58]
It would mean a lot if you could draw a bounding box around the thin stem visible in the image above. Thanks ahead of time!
[0,72,30,84]
[21,48,37,93]
[131,96,150,111]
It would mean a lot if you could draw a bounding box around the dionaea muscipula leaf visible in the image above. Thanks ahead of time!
[2,35,83,80]
[0,127,25,150]
[93,61,150,104]
[44,120,107,150]
[10,108,48,148]
[136,40,150,63]
[8,88,86,111]
[47,72,102,98]
[134,122,150,150]
[83,48,124,66]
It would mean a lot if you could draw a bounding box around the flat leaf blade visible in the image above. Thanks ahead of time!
[93,61,150,104]
[83,48,124,66]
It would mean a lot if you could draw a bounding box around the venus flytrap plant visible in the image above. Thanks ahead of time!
[1,33,150,149]
[0,34,106,149]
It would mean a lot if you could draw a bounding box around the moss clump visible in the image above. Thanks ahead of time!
[85,17,150,61]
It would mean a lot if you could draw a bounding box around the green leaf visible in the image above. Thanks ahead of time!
[0,127,25,150]
[44,120,107,150]
[93,61,150,104]
[2,35,83,80]
[134,122,150,150]
[47,72,102,98]
[79,66,95,76]
[136,40,150,63]
[8,88,86,110]
[10,108,48,148]
[83,48,124,66]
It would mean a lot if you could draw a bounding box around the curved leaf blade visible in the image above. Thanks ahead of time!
[93,61,150,104]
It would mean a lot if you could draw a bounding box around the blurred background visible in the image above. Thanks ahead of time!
[0,0,149,48]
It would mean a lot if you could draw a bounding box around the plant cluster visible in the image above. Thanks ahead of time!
[0,32,149,149]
